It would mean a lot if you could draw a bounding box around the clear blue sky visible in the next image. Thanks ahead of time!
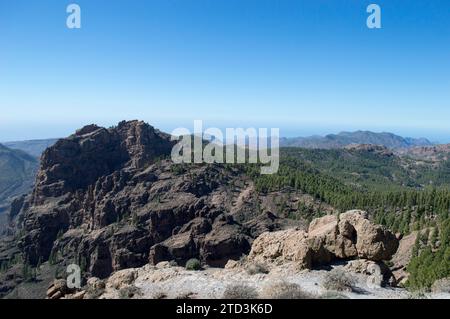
[1,0,449,142]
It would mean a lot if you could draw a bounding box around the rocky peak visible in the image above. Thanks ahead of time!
[11,121,277,278]
[75,124,102,136]
[32,121,174,204]
[114,120,174,169]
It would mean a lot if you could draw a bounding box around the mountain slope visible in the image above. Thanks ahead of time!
[397,143,450,162]
[3,139,59,158]
[280,131,433,150]
[7,121,293,282]
[0,144,38,214]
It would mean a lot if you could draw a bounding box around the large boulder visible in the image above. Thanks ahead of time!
[339,210,399,261]
[248,210,399,269]
[248,228,311,269]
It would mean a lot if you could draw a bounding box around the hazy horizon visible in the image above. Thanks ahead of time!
[1,119,449,144]
[1,1,449,143]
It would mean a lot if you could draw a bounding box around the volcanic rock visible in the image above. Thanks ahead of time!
[248,210,399,269]
[12,120,277,280]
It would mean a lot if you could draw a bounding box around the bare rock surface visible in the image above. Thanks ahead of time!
[3,120,301,290]
[94,261,444,299]
[248,210,399,269]
[391,231,419,284]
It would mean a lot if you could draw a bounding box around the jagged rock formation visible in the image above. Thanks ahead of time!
[10,120,286,279]
[248,210,399,269]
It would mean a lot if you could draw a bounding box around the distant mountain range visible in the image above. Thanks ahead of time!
[3,139,59,158]
[0,131,436,156]
[280,131,433,150]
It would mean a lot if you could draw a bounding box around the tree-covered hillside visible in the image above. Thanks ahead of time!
[246,146,450,290]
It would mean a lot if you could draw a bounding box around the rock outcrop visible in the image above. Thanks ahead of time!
[46,279,70,299]
[11,121,283,280]
[390,230,420,284]
[248,210,399,269]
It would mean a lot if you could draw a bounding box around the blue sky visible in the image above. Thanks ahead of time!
[1,0,449,142]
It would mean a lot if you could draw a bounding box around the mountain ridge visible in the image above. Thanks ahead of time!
[280,130,433,149]
[3,139,59,158]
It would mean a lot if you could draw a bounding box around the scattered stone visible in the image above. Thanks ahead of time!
[106,269,138,290]
[46,279,72,299]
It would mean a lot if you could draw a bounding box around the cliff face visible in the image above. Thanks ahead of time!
[32,121,173,203]
[13,120,278,278]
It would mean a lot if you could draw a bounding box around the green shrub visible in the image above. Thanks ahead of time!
[407,219,450,291]
[185,258,201,271]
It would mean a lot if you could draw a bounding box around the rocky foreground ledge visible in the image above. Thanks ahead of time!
[247,210,398,282]
[45,210,446,300]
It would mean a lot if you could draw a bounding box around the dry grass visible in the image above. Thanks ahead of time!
[322,269,356,292]
[261,282,316,299]
[222,284,258,299]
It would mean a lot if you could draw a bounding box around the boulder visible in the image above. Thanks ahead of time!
[106,269,138,290]
[248,228,312,269]
[46,279,73,299]
[339,210,399,261]
[248,210,399,269]
[87,277,105,290]
[344,259,395,287]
